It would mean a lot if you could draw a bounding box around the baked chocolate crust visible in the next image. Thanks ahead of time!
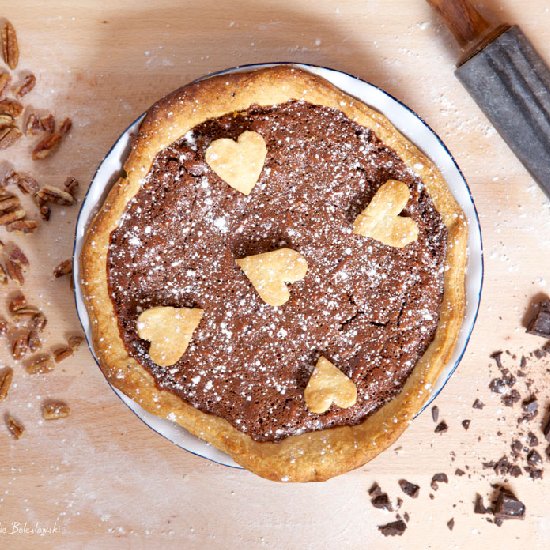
[107,100,447,442]
[81,66,468,481]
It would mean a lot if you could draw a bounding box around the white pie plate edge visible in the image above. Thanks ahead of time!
[73,62,484,470]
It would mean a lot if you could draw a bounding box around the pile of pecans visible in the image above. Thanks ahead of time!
[1,21,72,159]
[1,19,82,438]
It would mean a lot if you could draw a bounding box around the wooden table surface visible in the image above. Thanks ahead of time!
[1,1,550,548]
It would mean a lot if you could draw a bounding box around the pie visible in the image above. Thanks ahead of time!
[80,66,467,481]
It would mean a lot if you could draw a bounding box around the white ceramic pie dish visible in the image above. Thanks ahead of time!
[73,62,483,469]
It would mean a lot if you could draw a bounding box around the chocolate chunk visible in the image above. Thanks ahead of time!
[527,449,542,466]
[435,420,448,434]
[474,494,487,514]
[378,519,407,537]
[489,378,507,394]
[511,439,523,456]
[398,479,420,498]
[522,397,539,419]
[368,482,382,497]
[546,445,550,461]
[396,497,403,509]
[371,493,392,511]
[431,405,439,423]
[455,468,466,476]
[462,419,471,429]
[509,465,522,478]
[494,489,525,520]
[472,399,485,409]
[403,512,410,523]
[431,473,449,491]
[447,518,455,531]
[528,468,543,480]
[526,432,538,447]
[501,389,521,407]
[544,414,550,443]
[527,299,550,339]
[431,472,448,489]
[494,456,511,475]
[432,473,448,483]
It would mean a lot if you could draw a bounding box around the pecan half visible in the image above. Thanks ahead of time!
[15,174,39,195]
[0,367,13,401]
[5,259,24,284]
[9,244,29,266]
[0,113,14,129]
[42,400,70,420]
[6,219,38,233]
[25,113,54,135]
[14,73,36,97]
[63,176,79,198]
[1,169,19,187]
[40,114,55,134]
[32,133,62,160]
[0,99,23,118]
[32,117,71,160]
[11,330,29,360]
[68,334,84,350]
[53,345,73,363]
[27,330,41,352]
[25,353,54,374]
[0,208,25,226]
[0,195,20,212]
[5,245,28,285]
[1,21,19,70]
[6,415,24,439]
[0,72,10,97]
[12,306,40,321]
[8,292,27,312]
[53,258,72,278]
[0,126,22,150]
[36,185,74,206]
[28,311,47,332]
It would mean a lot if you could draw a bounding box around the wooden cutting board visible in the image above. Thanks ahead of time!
[1,1,549,547]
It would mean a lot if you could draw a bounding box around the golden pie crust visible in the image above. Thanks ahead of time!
[80,66,468,482]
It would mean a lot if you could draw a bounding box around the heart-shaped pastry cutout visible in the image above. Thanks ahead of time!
[205,130,267,195]
[236,248,308,307]
[304,357,357,414]
[137,306,203,367]
[353,179,418,248]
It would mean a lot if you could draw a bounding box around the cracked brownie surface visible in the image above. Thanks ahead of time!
[107,100,447,441]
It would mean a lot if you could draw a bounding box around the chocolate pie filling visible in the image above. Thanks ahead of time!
[107,100,447,441]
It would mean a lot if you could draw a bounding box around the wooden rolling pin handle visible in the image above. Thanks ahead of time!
[427,0,491,47]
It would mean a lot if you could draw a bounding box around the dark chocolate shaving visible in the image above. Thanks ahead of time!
[494,488,525,521]
[527,299,550,339]
[434,420,448,434]
[371,493,392,511]
[378,519,407,537]
[472,399,484,409]
[398,479,420,498]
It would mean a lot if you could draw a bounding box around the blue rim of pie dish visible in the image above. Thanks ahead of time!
[72,62,484,470]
